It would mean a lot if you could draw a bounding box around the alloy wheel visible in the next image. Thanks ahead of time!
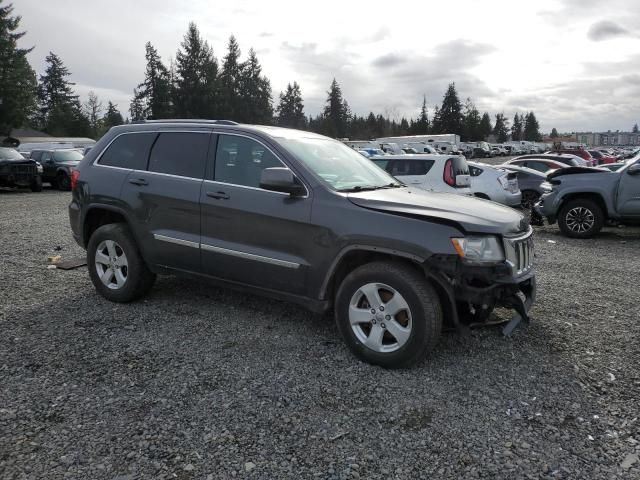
[565,207,595,233]
[349,283,412,353]
[95,240,129,290]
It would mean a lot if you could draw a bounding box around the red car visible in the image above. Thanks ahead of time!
[588,150,616,165]
[552,148,595,166]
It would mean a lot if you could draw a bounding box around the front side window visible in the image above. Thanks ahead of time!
[99,133,156,170]
[148,132,209,178]
[276,136,401,191]
[214,134,283,188]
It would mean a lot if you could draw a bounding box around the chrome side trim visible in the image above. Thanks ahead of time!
[203,179,289,196]
[200,243,300,269]
[153,234,199,249]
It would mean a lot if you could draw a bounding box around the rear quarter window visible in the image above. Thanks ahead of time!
[98,133,156,170]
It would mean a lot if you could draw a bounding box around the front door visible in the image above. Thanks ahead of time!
[616,161,640,217]
[200,133,313,295]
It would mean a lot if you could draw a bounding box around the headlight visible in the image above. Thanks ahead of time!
[451,236,505,263]
[540,181,553,192]
[36,162,43,173]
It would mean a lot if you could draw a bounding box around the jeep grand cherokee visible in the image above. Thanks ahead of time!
[69,120,536,368]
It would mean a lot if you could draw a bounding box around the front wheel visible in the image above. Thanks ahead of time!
[335,262,442,368]
[558,198,604,238]
[87,223,156,302]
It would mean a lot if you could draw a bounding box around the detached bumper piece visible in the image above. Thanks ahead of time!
[424,256,536,336]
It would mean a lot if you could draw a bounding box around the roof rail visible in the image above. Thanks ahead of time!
[133,119,239,125]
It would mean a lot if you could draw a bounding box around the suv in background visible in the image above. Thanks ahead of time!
[370,154,472,196]
[69,120,536,368]
[0,147,43,191]
[30,149,84,190]
[536,154,640,237]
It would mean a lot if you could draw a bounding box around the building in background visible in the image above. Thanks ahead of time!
[575,131,640,146]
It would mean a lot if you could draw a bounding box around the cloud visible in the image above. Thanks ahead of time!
[587,20,632,41]
[371,53,406,68]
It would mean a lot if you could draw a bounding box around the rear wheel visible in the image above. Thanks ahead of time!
[87,223,156,302]
[56,172,71,191]
[335,261,442,368]
[558,198,604,238]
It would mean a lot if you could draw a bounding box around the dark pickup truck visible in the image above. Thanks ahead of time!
[0,147,43,191]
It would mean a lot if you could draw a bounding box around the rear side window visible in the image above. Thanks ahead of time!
[388,160,434,176]
[148,132,209,178]
[98,133,156,170]
[469,165,483,176]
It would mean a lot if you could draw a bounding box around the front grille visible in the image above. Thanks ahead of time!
[504,228,534,276]
[10,164,36,175]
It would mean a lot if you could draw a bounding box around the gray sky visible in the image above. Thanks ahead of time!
[16,0,640,133]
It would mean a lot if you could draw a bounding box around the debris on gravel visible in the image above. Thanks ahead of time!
[1,189,639,479]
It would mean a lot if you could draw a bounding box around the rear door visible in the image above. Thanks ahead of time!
[616,162,640,217]
[200,132,313,295]
[119,130,210,273]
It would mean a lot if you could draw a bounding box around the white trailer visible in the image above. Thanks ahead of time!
[376,134,461,146]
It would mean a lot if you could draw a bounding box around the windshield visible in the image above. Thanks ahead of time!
[277,137,403,191]
[54,150,83,162]
[0,147,26,161]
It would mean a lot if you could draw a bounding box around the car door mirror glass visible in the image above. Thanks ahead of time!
[259,167,306,196]
[627,163,640,175]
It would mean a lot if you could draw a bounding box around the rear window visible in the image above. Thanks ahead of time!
[98,133,156,170]
[388,160,434,176]
[148,132,209,178]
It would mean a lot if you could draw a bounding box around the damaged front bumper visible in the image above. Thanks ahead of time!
[424,255,536,336]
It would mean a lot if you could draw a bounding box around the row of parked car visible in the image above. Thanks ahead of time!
[360,148,640,238]
[0,146,85,191]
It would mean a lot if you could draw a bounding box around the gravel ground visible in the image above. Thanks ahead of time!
[1,188,639,480]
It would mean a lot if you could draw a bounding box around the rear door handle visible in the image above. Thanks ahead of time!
[128,178,149,186]
[206,191,230,200]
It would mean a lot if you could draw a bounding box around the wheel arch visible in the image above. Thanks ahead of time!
[82,205,134,247]
[559,192,608,217]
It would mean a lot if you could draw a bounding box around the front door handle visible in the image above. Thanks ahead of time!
[206,191,230,200]
[128,178,149,186]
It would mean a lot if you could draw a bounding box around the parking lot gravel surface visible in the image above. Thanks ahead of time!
[1,189,639,479]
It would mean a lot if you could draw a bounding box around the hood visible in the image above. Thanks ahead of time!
[0,158,35,166]
[547,166,608,180]
[347,187,527,235]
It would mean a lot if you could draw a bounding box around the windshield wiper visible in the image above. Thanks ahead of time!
[337,183,405,192]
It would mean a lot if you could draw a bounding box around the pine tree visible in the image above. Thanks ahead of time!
[276,82,305,129]
[431,105,441,134]
[437,83,463,134]
[219,35,242,120]
[129,88,145,121]
[237,48,273,124]
[36,52,89,135]
[493,113,509,143]
[461,98,481,141]
[101,101,123,135]
[523,112,541,141]
[550,127,559,138]
[83,91,103,138]
[632,123,638,133]
[511,113,523,141]
[322,78,350,138]
[174,23,219,118]
[0,1,37,135]
[411,95,430,134]
[479,112,492,140]
[135,42,172,119]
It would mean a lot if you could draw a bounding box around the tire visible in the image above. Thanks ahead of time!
[56,172,71,191]
[87,223,156,302]
[558,198,604,238]
[335,261,442,368]
[30,176,43,192]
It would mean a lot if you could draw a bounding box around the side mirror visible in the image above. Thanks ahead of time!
[627,163,640,175]
[259,167,306,197]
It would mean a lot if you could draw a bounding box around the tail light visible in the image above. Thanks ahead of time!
[443,158,455,187]
[70,169,80,190]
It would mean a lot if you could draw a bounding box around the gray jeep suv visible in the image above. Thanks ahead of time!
[69,120,536,368]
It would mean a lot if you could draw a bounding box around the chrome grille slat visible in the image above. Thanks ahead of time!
[504,228,534,276]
